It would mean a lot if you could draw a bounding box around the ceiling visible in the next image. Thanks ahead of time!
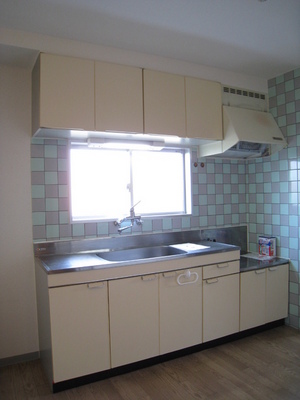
[0,0,299,79]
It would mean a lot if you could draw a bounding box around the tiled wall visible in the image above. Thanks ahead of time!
[31,142,247,241]
[265,68,300,329]
[31,67,300,329]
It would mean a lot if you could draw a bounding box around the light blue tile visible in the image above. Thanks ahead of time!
[231,174,238,184]
[224,204,231,214]
[285,80,295,92]
[238,184,246,194]
[216,194,223,205]
[73,223,85,236]
[216,215,224,225]
[198,174,207,184]
[231,194,239,203]
[182,217,191,229]
[31,158,44,171]
[97,223,109,235]
[272,193,280,203]
[224,184,231,194]
[45,172,57,184]
[207,163,215,173]
[280,204,289,215]
[207,184,216,195]
[289,215,298,227]
[279,160,288,170]
[287,125,296,136]
[288,147,297,159]
[280,226,289,237]
[199,216,208,226]
[275,75,284,84]
[264,182,272,193]
[289,304,299,317]
[32,185,45,199]
[257,214,264,223]
[46,225,59,239]
[199,195,208,205]
[289,283,299,295]
[289,238,298,250]
[277,115,286,127]
[193,184,199,195]
[271,171,279,182]
[46,198,58,211]
[268,86,276,98]
[238,164,246,174]
[264,204,272,214]
[215,174,223,184]
[163,218,172,230]
[45,145,57,158]
[263,162,271,172]
[59,211,69,224]
[286,102,295,114]
[141,219,153,232]
[248,164,255,174]
[232,214,239,224]
[280,182,289,192]
[32,212,46,226]
[208,205,216,215]
[295,88,300,100]
[256,173,264,183]
[222,164,230,174]
[249,204,256,213]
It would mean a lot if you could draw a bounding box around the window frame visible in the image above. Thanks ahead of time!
[69,142,192,223]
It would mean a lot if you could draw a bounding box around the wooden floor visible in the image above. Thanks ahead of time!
[1,326,300,400]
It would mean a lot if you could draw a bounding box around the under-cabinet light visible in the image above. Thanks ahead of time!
[87,138,164,151]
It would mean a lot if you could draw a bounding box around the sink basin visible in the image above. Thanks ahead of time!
[97,246,186,262]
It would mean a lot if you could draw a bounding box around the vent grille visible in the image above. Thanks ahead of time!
[222,85,268,112]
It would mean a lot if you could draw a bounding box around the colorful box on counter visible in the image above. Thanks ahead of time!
[258,236,276,257]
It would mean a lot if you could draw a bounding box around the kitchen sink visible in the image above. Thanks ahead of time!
[96,245,186,262]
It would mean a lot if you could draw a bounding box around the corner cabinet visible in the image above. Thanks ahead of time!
[143,69,186,136]
[32,53,95,134]
[95,62,143,133]
[109,274,159,368]
[240,264,289,332]
[185,77,222,140]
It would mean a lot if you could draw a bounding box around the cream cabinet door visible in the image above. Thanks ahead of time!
[240,269,266,331]
[49,282,110,383]
[95,62,143,133]
[109,274,159,368]
[203,273,239,342]
[143,69,186,136]
[185,77,222,140]
[33,53,95,133]
[159,267,202,354]
[266,264,289,323]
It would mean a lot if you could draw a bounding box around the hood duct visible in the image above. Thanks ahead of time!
[198,95,287,160]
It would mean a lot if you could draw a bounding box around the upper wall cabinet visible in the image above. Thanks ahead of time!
[185,77,222,140]
[143,69,186,137]
[32,53,95,135]
[95,62,143,133]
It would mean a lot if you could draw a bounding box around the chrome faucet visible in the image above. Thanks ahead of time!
[114,201,143,234]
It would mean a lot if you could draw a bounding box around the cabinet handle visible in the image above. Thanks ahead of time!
[268,267,278,272]
[141,274,157,281]
[217,263,229,268]
[177,270,199,285]
[255,269,266,274]
[162,271,176,278]
[87,282,105,289]
[205,278,219,284]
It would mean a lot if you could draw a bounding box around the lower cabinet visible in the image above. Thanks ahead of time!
[240,264,289,331]
[109,274,159,368]
[159,267,203,354]
[240,269,266,331]
[202,260,240,342]
[49,282,110,383]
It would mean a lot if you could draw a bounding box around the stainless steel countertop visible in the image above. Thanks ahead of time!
[37,241,240,274]
[240,254,289,272]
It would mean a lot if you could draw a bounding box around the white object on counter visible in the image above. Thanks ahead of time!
[170,243,210,252]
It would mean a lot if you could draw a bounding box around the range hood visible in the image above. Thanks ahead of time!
[198,106,287,159]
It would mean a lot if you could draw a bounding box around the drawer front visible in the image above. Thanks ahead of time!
[203,260,239,279]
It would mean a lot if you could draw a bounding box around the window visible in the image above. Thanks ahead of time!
[70,145,191,222]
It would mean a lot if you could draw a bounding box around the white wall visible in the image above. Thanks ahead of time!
[0,27,267,92]
[0,65,39,361]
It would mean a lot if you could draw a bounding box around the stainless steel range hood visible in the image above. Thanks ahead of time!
[198,106,287,159]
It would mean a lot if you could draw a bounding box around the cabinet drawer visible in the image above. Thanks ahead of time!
[203,260,239,279]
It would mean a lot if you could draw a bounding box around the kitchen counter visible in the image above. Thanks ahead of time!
[38,241,239,274]
[240,253,289,272]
